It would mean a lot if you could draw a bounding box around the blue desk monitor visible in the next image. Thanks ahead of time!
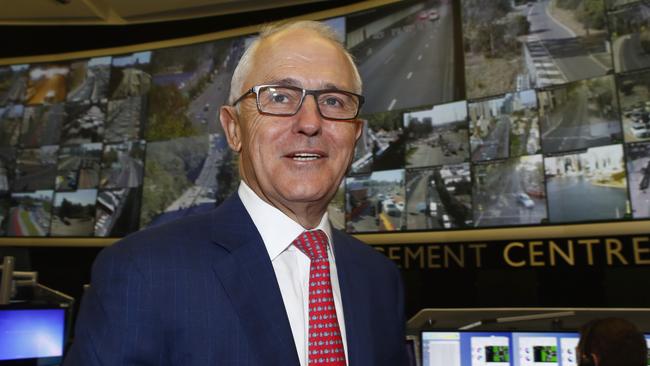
[422,331,583,366]
[511,332,579,366]
[647,336,650,366]
[0,308,65,365]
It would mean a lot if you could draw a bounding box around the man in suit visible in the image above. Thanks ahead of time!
[64,20,406,366]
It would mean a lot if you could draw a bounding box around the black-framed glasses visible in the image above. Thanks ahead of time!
[231,84,365,120]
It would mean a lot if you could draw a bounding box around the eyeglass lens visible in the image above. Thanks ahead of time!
[258,86,359,119]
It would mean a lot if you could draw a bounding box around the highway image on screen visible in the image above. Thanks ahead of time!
[0,65,28,106]
[538,75,622,154]
[99,140,144,189]
[8,190,53,236]
[0,148,15,195]
[545,144,629,223]
[626,141,650,218]
[347,0,462,114]
[404,100,469,168]
[463,0,611,99]
[617,68,650,143]
[108,51,152,100]
[56,142,102,191]
[473,154,546,227]
[469,90,541,162]
[147,36,247,141]
[105,96,146,143]
[140,133,237,228]
[406,163,472,230]
[524,0,611,87]
[0,104,23,147]
[346,169,405,232]
[20,103,63,148]
[609,2,650,73]
[95,187,142,237]
[14,145,58,192]
[67,56,111,103]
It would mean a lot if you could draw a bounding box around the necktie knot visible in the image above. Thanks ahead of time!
[293,230,329,260]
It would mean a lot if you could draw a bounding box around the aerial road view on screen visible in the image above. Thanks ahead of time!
[473,155,546,227]
[348,0,462,114]
[404,100,470,168]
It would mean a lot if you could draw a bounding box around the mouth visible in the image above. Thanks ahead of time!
[286,151,327,162]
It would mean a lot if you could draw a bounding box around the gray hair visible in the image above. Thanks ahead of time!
[228,20,362,105]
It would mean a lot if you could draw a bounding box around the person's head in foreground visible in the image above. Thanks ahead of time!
[220,20,363,228]
[577,317,648,366]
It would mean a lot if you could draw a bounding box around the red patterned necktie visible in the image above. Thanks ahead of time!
[292,230,346,366]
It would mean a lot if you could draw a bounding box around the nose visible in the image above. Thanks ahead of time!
[292,94,323,136]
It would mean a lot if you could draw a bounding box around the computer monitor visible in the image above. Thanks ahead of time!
[0,306,66,365]
[422,330,650,366]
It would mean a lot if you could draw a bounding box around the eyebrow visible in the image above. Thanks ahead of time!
[267,78,301,87]
[265,78,344,91]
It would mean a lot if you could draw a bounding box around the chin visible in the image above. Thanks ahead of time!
[279,183,330,203]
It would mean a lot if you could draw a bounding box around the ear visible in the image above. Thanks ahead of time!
[591,353,599,366]
[220,105,242,152]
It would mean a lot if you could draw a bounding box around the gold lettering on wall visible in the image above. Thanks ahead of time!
[578,239,599,265]
[444,244,465,268]
[504,242,526,267]
[371,236,650,270]
[605,238,628,265]
[633,237,650,265]
[404,246,424,269]
[428,245,442,268]
[529,241,545,267]
[469,243,486,267]
[549,240,575,266]
[387,246,401,266]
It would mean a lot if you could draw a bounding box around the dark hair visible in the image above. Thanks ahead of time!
[578,317,647,366]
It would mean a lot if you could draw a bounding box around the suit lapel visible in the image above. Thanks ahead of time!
[209,195,300,366]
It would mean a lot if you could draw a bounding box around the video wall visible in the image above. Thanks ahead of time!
[0,0,649,238]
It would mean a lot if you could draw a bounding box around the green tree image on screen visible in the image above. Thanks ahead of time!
[534,346,558,362]
[486,346,509,362]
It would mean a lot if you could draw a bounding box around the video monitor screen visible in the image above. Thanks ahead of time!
[0,308,65,364]
[0,0,649,239]
[421,331,583,366]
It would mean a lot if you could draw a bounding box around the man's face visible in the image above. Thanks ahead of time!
[224,29,362,219]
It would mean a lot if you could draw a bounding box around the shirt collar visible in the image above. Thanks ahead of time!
[237,181,333,261]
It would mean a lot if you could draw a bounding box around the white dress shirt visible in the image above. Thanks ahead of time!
[237,182,348,366]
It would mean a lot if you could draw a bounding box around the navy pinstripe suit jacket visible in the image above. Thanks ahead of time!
[63,194,407,366]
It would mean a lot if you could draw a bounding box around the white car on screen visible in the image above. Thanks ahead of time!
[516,193,535,208]
[631,124,650,138]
